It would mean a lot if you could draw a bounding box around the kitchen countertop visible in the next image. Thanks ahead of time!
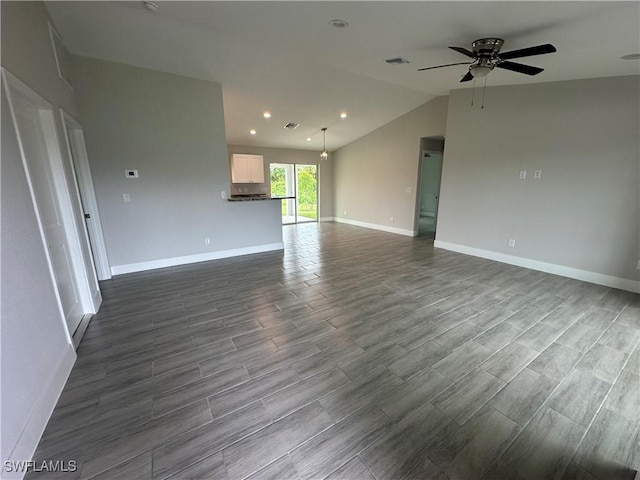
[227,195,296,202]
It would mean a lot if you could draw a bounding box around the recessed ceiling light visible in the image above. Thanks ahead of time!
[249,129,257,135]
[621,53,640,60]
[329,19,349,29]
[306,137,312,142]
[142,1,158,12]
[263,112,272,118]
[340,112,348,119]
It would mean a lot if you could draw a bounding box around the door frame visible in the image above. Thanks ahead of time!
[294,164,318,224]
[60,110,111,281]
[414,149,444,237]
[269,162,319,225]
[2,68,99,340]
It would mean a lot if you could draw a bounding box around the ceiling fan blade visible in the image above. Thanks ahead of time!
[498,43,557,60]
[460,71,474,82]
[449,46,476,58]
[496,61,544,76]
[417,62,472,72]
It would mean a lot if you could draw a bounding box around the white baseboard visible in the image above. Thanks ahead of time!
[111,242,284,276]
[333,217,416,237]
[91,288,102,313]
[4,346,76,479]
[319,217,335,222]
[434,240,640,293]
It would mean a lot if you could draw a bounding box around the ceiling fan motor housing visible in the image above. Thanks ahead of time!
[472,38,504,58]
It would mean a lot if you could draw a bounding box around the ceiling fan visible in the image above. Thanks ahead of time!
[418,38,557,82]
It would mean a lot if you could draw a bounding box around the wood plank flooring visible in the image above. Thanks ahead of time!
[28,223,639,480]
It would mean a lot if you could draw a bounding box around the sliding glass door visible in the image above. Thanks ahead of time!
[270,163,317,225]
[295,164,317,223]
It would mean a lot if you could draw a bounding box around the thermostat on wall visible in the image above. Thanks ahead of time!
[125,169,139,178]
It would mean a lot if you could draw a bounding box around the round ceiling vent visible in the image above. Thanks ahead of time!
[329,19,349,29]
[143,2,159,12]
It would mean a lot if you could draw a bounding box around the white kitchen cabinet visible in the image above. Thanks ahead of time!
[231,154,265,184]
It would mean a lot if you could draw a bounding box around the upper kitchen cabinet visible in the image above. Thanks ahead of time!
[231,154,265,184]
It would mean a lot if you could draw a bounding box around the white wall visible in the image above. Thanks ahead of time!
[227,144,333,219]
[1,1,78,474]
[71,56,284,274]
[436,76,640,291]
[332,96,449,235]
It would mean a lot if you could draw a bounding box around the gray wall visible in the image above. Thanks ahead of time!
[227,144,333,219]
[333,96,449,234]
[437,76,640,284]
[1,1,78,470]
[71,56,284,270]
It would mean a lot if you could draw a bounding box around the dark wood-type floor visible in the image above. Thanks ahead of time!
[29,223,639,480]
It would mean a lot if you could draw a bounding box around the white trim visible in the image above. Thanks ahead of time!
[333,217,416,237]
[4,346,75,479]
[434,240,640,293]
[2,68,78,345]
[47,21,73,89]
[59,110,112,281]
[92,288,102,307]
[111,242,284,275]
[319,216,335,222]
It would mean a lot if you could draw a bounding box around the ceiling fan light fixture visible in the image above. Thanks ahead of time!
[470,64,493,78]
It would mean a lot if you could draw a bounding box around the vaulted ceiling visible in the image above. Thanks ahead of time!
[46,1,640,151]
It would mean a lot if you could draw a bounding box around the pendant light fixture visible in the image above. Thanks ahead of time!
[320,127,328,160]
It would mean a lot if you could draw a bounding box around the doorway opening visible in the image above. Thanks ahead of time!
[270,163,318,225]
[416,137,444,238]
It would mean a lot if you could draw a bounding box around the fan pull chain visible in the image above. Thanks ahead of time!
[471,77,477,106]
[481,76,488,109]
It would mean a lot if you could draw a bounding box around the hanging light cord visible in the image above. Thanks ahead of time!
[470,76,488,109]
[481,76,488,109]
[471,76,477,106]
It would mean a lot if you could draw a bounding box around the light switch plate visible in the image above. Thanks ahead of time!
[519,171,527,180]
[125,169,138,178]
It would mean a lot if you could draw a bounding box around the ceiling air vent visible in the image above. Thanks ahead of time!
[386,57,410,64]
[283,122,300,130]
[48,21,73,88]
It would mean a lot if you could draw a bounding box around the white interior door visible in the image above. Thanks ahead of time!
[61,111,111,281]
[9,89,84,334]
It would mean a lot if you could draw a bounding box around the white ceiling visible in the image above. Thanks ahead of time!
[46,1,640,151]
